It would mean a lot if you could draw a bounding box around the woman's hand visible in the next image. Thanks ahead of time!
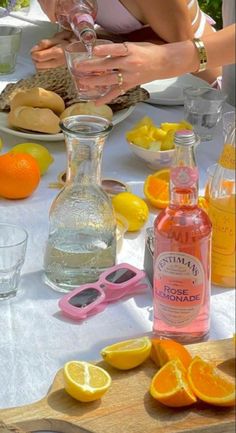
[31,30,74,70]
[76,42,168,105]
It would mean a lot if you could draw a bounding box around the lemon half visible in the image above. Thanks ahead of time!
[63,360,112,402]
[101,337,152,370]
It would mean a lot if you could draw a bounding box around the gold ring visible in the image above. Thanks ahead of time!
[117,71,124,87]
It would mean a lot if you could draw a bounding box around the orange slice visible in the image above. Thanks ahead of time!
[187,356,236,407]
[150,339,192,369]
[150,358,197,407]
[144,169,170,209]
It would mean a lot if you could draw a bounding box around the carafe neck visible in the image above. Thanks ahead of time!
[60,115,113,186]
[67,137,103,185]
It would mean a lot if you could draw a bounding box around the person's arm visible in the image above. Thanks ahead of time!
[37,0,57,21]
[133,0,194,42]
[76,24,235,105]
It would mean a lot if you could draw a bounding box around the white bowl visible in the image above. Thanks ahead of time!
[128,142,175,170]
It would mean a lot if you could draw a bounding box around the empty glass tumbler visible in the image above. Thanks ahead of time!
[0,26,22,74]
[0,223,28,300]
[184,87,227,141]
[44,115,117,292]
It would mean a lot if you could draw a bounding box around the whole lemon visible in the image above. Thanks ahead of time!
[112,191,149,232]
[10,142,54,175]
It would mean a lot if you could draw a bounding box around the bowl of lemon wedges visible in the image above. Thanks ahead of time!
[126,116,193,170]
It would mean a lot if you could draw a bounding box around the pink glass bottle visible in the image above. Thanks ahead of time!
[153,130,212,343]
[55,0,97,45]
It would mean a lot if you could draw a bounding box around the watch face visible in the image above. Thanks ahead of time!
[69,288,101,308]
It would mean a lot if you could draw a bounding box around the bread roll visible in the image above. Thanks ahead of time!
[60,102,113,121]
[10,87,65,115]
[8,106,61,134]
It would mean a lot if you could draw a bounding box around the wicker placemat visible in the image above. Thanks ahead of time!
[0,67,149,112]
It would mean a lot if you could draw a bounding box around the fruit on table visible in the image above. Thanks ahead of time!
[10,142,54,175]
[126,116,192,151]
[0,152,40,199]
[187,356,236,407]
[112,191,149,232]
[144,169,170,209]
[144,169,210,211]
[150,358,197,407]
[63,360,112,402]
[150,339,192,369]
[101,337,152,370]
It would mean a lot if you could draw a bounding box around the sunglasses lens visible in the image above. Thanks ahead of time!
[69,288,101,308]
[106,268,136,284]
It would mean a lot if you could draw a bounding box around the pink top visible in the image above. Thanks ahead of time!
[96,0,143,34]
[96,0,214,37]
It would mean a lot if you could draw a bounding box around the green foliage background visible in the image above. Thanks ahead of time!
[0,0,30,9]
[199,0,223,29]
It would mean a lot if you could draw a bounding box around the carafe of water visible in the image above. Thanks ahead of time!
[44,115,116,292]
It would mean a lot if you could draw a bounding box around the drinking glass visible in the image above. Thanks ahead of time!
[0,26,22,74]
[0,223,28,300]
[184,87,227,141]
[65,39,114,101]
[204,163,217,201]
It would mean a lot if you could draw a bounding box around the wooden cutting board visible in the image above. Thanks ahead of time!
[0,339,235,433]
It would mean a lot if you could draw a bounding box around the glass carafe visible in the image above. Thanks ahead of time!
[44,115,116,293]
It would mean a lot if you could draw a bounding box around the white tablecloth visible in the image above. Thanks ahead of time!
[0,11,235,410]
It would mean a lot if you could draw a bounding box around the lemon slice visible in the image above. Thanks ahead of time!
[63,361,112,402]
[101,337,152,370]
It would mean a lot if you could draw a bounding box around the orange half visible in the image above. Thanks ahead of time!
[187,356,236,407]
[150,358,197,407]
[144,169,170,209]
[150,339,192,369]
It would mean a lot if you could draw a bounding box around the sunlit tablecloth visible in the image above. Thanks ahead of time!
[0,11,235,409]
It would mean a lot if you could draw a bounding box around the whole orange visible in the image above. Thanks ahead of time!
[0,152,41,199]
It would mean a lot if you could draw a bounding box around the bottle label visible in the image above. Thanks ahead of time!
[154,252,205,327]
[218,144,235,170]
[74,13,94,26]
[171,167,198,188]
[209,198,235,279]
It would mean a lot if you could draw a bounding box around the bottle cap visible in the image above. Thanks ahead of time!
[174,130,199,146]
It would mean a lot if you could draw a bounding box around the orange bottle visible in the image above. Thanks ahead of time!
[208,112,235,287]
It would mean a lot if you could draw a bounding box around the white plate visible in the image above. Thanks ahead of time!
[0,106,135,142]
[143,74,210,106]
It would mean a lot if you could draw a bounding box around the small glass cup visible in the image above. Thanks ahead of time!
[223,111,235,141]
[204,163,218,201]
[0,26,22,75]
[65,39,114,101]
[0,223,28,300]
[184,87,227,141]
